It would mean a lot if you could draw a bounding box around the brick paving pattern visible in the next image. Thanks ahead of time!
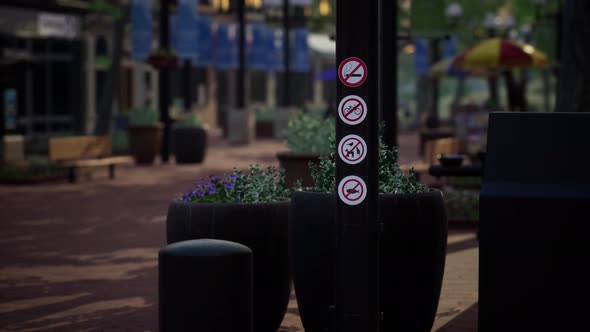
[0,133,478,331]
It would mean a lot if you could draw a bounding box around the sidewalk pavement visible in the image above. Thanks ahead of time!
[0,132,477,331]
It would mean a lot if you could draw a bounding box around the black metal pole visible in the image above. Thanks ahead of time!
[282,0,290,107]
[379,0,398,148]
[159,0,171,162]
[237,0,246,109]
[430,38,440,119]
[335,0,380,331]
[183,60,192,111]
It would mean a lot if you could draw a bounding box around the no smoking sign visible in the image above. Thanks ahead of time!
[338,135,367,165]
[338,57,367,88]
[338,175,367,206]
[338,95,367,125]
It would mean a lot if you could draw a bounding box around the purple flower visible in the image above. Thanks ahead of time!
[210,176,221,182]
[228,174,238,180]
[223,182,235,190]
[204,182,214,189]
[208,188,218,195]
[197,191,206,197]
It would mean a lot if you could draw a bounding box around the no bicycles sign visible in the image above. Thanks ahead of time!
[338,95,367,125]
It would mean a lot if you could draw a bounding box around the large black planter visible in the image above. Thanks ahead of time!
[291,191,447,332]
[173,127,207,164]
[167,200,291,332]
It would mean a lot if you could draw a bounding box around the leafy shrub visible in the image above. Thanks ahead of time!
[182,164,290,203]
[177,114,204,128]
[284,112,335,154]
[128,107,160,126]
[0,157,64,178]
[310,137,427,194]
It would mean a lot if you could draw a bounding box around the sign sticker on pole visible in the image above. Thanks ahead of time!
[338,175,367,206]
[338,57,367,88]
[338,134,367,165]
[338,95,367,125]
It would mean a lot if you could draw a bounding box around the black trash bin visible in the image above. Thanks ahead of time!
[159,239,253,332]
[480,113,590,332]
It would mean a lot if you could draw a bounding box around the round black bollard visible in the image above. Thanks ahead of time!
[159,239,253,332]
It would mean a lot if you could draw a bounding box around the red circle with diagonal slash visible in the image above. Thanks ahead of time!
[338,57,368,88]
[338,95,367,125]
[338,135,367,165]
[338,176,367,206]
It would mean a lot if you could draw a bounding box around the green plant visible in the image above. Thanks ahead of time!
[284,112,335,153]
[255,110,277,122]
[0,157,64,178]
[182,164,291,203]
[310,137,428,194]
[443,189,479,220]
[128,107,160,126]
[177,114,203,128]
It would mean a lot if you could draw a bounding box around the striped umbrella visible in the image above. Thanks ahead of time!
[453,37,549,70]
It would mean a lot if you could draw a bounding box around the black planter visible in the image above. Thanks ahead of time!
[291,191,447,332]
[276,152,324,188]
[167,200,291,332]
[173,127,207,164]
[128,124,163,165]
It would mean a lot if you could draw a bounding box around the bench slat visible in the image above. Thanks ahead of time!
[62,156,134,168]
[49,136,112,161]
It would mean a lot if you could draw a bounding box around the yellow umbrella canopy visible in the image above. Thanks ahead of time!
[453,37,549,70]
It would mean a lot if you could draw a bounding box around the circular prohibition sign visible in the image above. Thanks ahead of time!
[338,175,367,206]
[338,57,368,88]
[338,95,367,125]
[338,134,367,165]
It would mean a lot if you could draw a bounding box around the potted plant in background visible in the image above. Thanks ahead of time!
[147,48,179,70]
[0,156,67,185]
[127,107,163,165]
[291,137,448,332]
[166,165,291,332]
[255,108,277,139]
[276,112,335,187]
[173,114,208,164]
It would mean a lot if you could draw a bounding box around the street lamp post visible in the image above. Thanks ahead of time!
[427,2,463,126]
[159,0,171,162]
[482,12,500,109]
[282,0,291,108]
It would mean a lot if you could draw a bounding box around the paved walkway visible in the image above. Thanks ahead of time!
[0,133,478,331]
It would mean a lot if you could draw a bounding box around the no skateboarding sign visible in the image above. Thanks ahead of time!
[338,95,367,125]
[338,134,367,165]
[338,175,367,206]
[338,57,367,88]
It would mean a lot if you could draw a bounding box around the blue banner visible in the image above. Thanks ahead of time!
[194,15,213,67]
[174,0,199,60]
[270,29,285,72]
[292,27,310,72]
[131,0,152,60]
[215,23,238,70]
[414,39,429,75]
[442,34,458,58]
[248,23,270,71]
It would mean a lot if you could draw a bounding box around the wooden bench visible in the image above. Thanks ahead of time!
[49,135,134,183]
[400,137,460,176]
